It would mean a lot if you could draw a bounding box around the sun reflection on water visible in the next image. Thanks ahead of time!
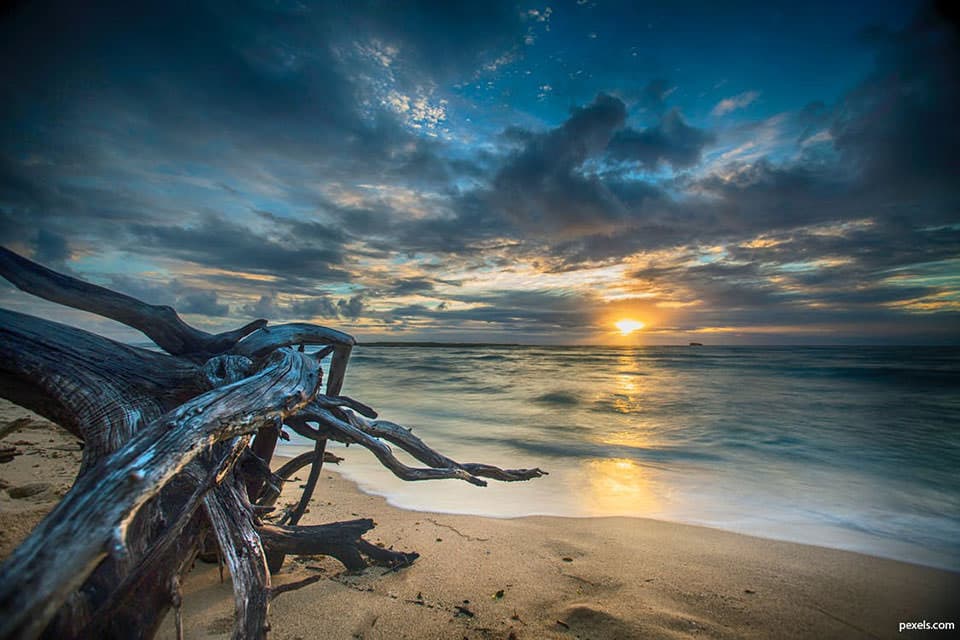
[583,458,666,517]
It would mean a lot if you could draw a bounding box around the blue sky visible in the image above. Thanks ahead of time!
[1,0,958,344]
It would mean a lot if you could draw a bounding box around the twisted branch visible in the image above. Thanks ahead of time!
[344,411,547,482]
[0,247,264,360]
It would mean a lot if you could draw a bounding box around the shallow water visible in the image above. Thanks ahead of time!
[279,345,960,571]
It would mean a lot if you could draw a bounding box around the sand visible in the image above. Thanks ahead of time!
[1,399,957,639]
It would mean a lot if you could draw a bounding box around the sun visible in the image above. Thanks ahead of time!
[615,319,645,336]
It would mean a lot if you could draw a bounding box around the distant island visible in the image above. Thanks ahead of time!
[689,342,704,346]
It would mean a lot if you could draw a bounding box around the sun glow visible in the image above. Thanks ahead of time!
[615,319,645,335]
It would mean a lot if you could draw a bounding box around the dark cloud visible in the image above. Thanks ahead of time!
[0,0,517,265]
[107,275,179,306]
[34,229,71,268]
[289,296,340,319]
[236,290,364,322]
[177,289,230,317]
[388,92,705,257]
[491,93,629,236]
[386,277,436,296]
[129,215,349,282]
[387,190,505,255]
[386,289,595,332]
[608,108,714,170]
[628,220,960,332]
[242,294,278,319]
[107,276,233,316]
[831,3,960,188]
[337,295,364,320]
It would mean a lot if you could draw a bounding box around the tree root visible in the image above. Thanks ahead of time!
[0,247,542,640]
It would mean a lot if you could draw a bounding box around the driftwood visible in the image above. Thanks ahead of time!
[0,247,546,640]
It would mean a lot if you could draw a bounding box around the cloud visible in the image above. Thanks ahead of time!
[385,277,437,295]
[241,294,278,319]
[490,93,629,236]
[34,229,71,268]
[128,215,349,283]
[338,295,365,319]
[388,289,597,332]
[608,108,714,169]
[711,90,760,116]
[830,3,960,190]
[106,276,232,317]
[177,289,230,317]
[235,290,365,322]
[290,296,340,319]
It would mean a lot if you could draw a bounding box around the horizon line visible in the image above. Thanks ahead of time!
[356,341,960,348]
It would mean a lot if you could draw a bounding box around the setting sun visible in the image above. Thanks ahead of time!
[615,319,645,335]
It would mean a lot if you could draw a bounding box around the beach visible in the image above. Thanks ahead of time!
[1,400,956,640]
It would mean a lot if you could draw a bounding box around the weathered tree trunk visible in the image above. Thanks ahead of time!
[0,247,545,640]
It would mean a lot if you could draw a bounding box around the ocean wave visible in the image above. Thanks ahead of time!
[532,391,581,406]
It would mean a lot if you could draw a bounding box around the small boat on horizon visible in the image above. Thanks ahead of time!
[689,342,704,346]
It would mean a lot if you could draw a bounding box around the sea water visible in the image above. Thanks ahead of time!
[279,345,960,571]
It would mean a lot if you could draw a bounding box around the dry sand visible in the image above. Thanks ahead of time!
[1,399,957,639]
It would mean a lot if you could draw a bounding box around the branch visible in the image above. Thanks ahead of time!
[205,477,270,640]
[0,247,264,359]
[0,308,198,469]
[259,520,418,571]
[312,394,377,418]
[325,343,352,396]
[280,435,326,527]
[345,412,547,482]
[0,348,319,640]
[294,406,488,486]
[231,323,355,359]
[255,449,342,510]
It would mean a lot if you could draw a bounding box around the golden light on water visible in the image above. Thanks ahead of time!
[583,458,663,516]
[615,319,645,335]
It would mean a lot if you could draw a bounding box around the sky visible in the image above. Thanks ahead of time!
[1,0,958,345]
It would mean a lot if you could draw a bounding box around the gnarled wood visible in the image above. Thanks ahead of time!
[0,247,265,360]
[259,520,418,571]
[344,410,547,482]
[205,477,270,640]
[0,247,544,640]
[232,323,355,360]
[291,403,546,485]
[0,348,318,640]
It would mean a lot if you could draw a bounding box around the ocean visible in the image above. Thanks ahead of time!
[278,345,960,571]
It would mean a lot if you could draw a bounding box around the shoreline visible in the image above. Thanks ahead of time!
[278,443,960,574]
[307,458,960,578]
[1,403,957,639]
[317,465,960,574]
